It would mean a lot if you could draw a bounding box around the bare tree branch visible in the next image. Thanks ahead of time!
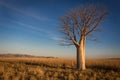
[86,10,108,35]
[59,4,108,46]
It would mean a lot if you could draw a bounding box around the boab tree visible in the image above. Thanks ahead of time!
[59,4,108,70]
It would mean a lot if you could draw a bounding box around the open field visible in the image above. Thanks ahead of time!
[0,57,120,80]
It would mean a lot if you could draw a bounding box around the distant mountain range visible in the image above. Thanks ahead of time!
[0,53,56,58]
[0,53,119,59]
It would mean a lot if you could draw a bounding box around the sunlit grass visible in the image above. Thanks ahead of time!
[0,57,120,80]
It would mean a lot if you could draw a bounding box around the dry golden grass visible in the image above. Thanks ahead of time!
[0,57,119,70]
[0,57,120,80]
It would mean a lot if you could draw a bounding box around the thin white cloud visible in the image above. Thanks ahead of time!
[0,1,49,21]
[51,37,67,44]
[0,1,59,41]
[9,19,62,42]
[51,36,74,46]
[9,19,50,34]
[52,37,65,41]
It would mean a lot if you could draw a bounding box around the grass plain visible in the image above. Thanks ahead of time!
[0,57,120,80]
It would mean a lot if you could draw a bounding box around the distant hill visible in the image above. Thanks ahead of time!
[0,53,56,58]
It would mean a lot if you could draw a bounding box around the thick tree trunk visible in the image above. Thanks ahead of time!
[76,36,86,70]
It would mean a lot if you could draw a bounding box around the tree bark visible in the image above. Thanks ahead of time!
[76,36,86,70]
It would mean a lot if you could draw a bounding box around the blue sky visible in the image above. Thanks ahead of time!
[0,0,120,58]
